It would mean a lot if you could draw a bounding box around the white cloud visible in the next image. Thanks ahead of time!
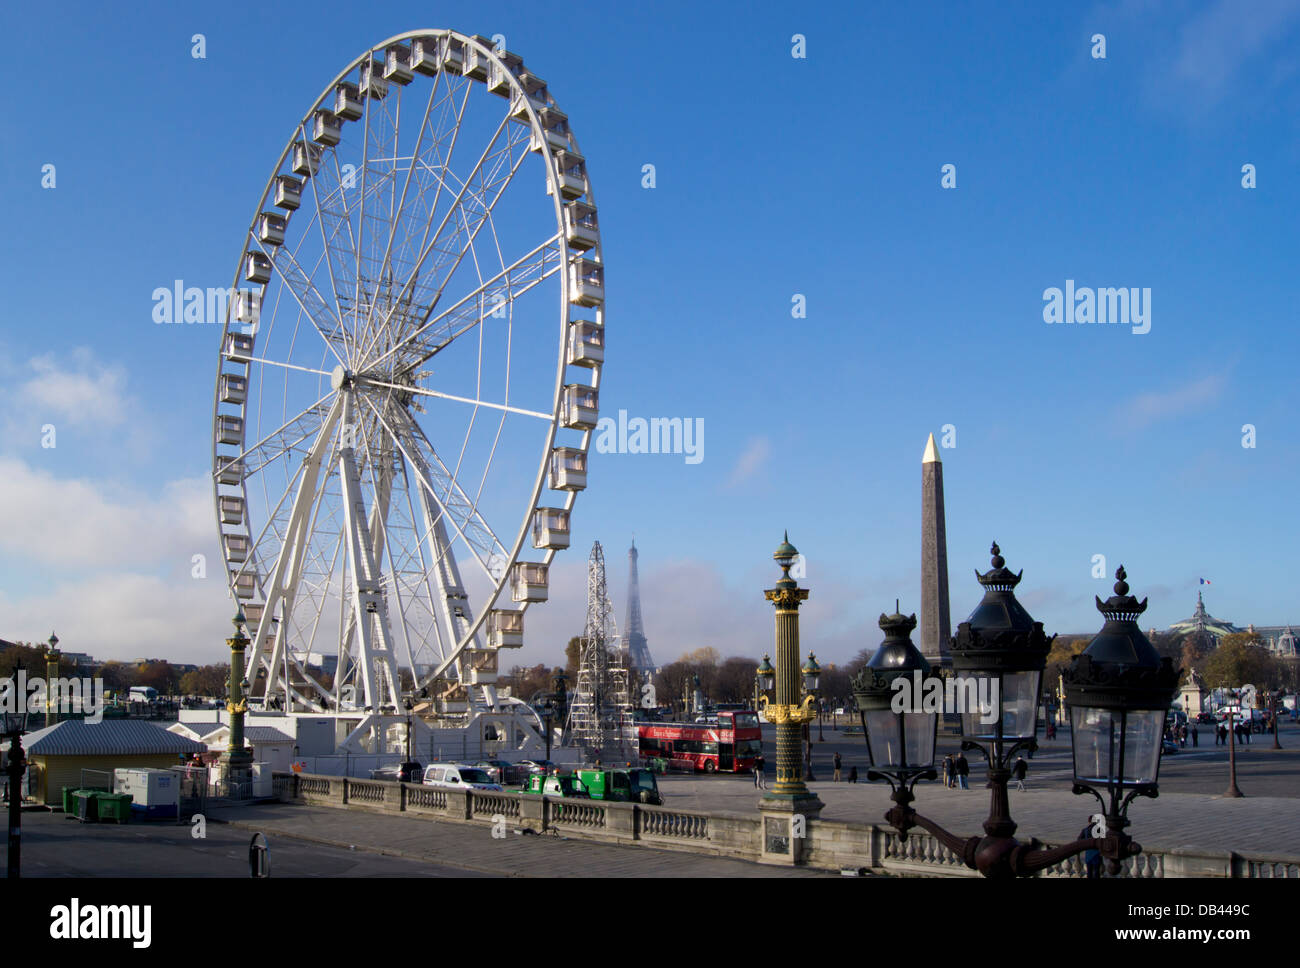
[0,572,234,665]
[725,436,772,489]
[0,457,212,569]
[1166,0,1300,106]
[15,347,132,428]
[0,455,226,663]
[1119,373,1226,430]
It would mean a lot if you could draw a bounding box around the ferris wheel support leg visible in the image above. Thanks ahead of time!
[338,390,403,715]
[252,396,345,705]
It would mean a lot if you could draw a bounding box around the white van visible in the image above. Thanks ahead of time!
[421,763,504,792]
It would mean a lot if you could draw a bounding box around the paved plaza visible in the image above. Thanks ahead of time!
[654,720,1300,857]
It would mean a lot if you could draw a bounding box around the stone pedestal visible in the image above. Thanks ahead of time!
[217,748,254,796]
[757,792,824,866]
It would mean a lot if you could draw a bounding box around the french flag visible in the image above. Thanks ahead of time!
[1199,578,1212,585]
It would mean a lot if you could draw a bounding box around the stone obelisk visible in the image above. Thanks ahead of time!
[920,433,951,667]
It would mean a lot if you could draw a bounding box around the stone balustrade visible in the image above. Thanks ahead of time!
[271,772,1299,878]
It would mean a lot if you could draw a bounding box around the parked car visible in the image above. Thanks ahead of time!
[421,763,503,792]
[369,761,423,783]
[1195,712,1217,724]
[517,759,558,776]
[475,760,525,785]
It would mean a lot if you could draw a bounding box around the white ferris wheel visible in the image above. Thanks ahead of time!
[211,30,604,752]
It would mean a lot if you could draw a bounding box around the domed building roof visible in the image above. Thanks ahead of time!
[1167,591,1241,641]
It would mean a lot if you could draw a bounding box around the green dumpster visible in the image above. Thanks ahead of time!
[73,790,99,823]
[62,786,78,813]
[96,793,132,824]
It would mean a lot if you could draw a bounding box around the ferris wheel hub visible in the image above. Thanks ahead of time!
[330,364,352,390]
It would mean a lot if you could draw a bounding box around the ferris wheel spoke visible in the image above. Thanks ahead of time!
[262,240,351,368]
[366,108,519,354]
[247,357,335,379]
[226,392,333,478]
[361,378,553,421]
[360,66,446,365]
[366,233,563,375]
[360,396,507,580]
[384,118,533,350]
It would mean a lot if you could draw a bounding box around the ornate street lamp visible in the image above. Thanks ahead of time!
[221,610,254,793]
[851,605,937,828]
[755,654,774,720]
[2,661,30,878]
[403,696,414,763]
[855,546,1177,878]
[45,633,60,728]
[759,534,820,796]
[1063,566,1180,872]
[552,671,568,739]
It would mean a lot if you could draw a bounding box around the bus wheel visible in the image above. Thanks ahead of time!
[704,760,716,774]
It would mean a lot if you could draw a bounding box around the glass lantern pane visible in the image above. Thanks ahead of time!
[1000,670,1041,741]
[960,672,1001,741]
[1123,709,1164,785]
[903,711,936,769]
[864,709,901,768]
[1071,705,1116,785]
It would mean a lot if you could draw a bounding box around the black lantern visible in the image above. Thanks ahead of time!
[0,660,29,738]
[1063,566,1179,872]
[801,653,821,695]
[950,543,1052,750]
[755,654,775,695]
[853,606,936,775]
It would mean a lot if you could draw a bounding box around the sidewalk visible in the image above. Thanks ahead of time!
[208,803,834,877]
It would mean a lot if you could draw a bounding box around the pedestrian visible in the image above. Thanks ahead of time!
[1191,724,1198,747]
[1012,755,1028,792]
[1081,823,1102,879]
[954,751,969,790]
[1179,724,1187,748]
[833,751,842,782]
[847,765,858,783]
[942,753,954,788]
[754,754,766,790]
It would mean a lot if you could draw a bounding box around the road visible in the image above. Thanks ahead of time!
[12,810,488,877]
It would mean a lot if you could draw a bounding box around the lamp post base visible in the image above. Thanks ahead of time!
[218,749,255,798]
[757,792,822,866]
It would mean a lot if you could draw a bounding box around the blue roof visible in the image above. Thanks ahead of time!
[24,720,207,757]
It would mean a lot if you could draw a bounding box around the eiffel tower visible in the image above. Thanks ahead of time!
[624,538,655,671]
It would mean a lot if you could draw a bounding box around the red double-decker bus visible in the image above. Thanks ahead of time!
[637,710,763,773]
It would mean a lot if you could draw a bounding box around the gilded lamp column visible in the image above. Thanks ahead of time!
[224,611,253,776]
[45,633,60,727]
[765,533,812,796]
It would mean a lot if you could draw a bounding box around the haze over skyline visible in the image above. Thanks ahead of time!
[2,0,1297,669]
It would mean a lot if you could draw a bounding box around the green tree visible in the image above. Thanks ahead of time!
[1203,633,1282,692]
[713,656,760,704]
[179,664,229,697]
[564,636,586,678]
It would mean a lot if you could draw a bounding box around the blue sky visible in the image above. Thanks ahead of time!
[1,0,1297,668]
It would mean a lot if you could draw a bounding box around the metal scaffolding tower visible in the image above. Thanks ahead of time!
[566,541,637,764]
